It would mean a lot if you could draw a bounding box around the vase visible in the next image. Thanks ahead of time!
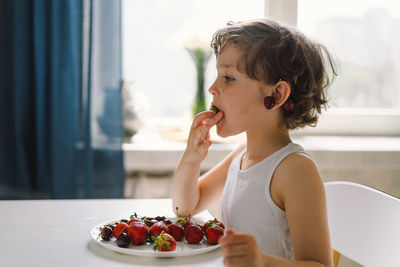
[186,47,211,118]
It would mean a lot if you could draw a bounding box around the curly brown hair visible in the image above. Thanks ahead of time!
[211,19,337,130]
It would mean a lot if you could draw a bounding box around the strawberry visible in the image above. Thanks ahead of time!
[202,218,225,233]
[185,224,203,244]
[127,212,145,225]
[127,219,139,225]
[168,223,184,241]
[209,104,220,113]
[149,221,169,237]
[177,217,192,230]
[127,220,149,245]
[206,225,224,245]
[152,231,176,251]
[112,222,129,239]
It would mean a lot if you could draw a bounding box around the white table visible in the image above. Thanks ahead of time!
[0,198,224,267]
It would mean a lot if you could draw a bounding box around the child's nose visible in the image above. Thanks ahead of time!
[208,81,219,96]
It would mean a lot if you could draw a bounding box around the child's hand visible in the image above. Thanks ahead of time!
[184,110,224,163]
[219,229,264,267]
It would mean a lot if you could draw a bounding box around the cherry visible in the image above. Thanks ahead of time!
[100,226,112,241]
[155,216,166,221]
[116,232,131,248]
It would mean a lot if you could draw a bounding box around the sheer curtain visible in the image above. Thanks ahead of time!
[0,0,124,199]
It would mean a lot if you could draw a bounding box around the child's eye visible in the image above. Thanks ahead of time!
[223,75,235,82]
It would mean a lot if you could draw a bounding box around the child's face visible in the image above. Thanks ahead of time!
[209,44,268,138]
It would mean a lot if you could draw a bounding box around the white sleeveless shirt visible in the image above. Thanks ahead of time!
[221,143,309,260]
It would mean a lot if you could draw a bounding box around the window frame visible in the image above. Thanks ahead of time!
[265,0,400,136]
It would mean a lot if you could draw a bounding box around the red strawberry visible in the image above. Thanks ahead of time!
[149,221,169,237]
[127,212,142,225]
[206,225,224,245]
[112,222,128,239]
[127,218,140,225]
[127,220,149,245]
[185,224,203,244]
[177,217,192,230]
[168,223,184,241]
[202,218,225,233]
[152,231,177,251]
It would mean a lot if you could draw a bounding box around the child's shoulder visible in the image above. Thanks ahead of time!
[280,150,317,173]
[273,151,323,197]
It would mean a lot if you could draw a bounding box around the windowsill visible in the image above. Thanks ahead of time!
[123,131,400,173]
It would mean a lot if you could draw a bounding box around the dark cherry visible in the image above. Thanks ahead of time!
[155,216,166,221]
[100,226,113,241]
[283,99,294,111]
[116,232,131,248]
[264,96,275,109]
[108,223,117,230]
[144,218,157,227]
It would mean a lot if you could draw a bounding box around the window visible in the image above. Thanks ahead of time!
[268,0,400,136]
[123,0,400,138]
[297,0,400,109]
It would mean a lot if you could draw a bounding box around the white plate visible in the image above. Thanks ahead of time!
[90,217,220,257]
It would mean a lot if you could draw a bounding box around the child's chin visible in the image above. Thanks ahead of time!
[217,122,243,138]
[216,125,229,138]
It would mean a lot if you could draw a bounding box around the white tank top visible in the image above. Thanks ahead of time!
[221,143,309,260]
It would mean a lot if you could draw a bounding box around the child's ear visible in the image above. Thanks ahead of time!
[272,81,291,108]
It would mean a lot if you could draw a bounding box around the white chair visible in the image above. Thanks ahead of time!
[324,181,400,267]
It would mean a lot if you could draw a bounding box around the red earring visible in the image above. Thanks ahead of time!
[264,96,275,109]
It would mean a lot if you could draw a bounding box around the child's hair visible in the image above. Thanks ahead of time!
[211,19,337,130]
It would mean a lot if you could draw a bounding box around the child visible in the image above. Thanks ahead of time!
[173,18,336,267]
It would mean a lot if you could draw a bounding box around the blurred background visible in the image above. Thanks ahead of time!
[122,0,400,202]
[123,0,400,119]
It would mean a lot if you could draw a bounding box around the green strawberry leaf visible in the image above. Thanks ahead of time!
[152,243,158,251]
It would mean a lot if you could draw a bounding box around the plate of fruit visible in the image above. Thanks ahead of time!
[90,213,225,257]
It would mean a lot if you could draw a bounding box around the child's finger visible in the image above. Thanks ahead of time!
[191,124,208,144]
[225,228,235,235]
[191,111,216,128]
[203,111,224,128]
[203,130,210,143]
[220,243,249,257]
[219,229,245,246]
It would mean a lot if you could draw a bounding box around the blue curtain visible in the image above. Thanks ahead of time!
[0,0,124,199]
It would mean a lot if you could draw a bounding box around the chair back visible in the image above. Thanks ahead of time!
[325,181,400,267]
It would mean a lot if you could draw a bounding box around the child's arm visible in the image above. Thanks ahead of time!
[172,110,244,217]
[219,154,333,267]
[172,110,222,216]
[220,230,329,267]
